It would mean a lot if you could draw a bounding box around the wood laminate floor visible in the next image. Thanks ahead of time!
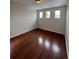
[10,28,67,59]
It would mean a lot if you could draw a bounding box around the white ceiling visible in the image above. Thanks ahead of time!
[11,0,67,10]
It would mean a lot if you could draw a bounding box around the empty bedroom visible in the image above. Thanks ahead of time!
[10,0,69,59]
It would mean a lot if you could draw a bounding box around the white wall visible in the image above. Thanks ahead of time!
[10,2,37,38]
[37,6,66,35]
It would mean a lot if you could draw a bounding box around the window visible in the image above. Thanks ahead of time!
[46,11,50,18]
[55,10,61,18]
[39,12,43,18]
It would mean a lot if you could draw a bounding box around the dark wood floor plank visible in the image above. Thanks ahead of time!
[10,28,67,59]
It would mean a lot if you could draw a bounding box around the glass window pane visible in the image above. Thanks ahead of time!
[39,12,43,18]
[55,10,60,18]
[46,11,50,18]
